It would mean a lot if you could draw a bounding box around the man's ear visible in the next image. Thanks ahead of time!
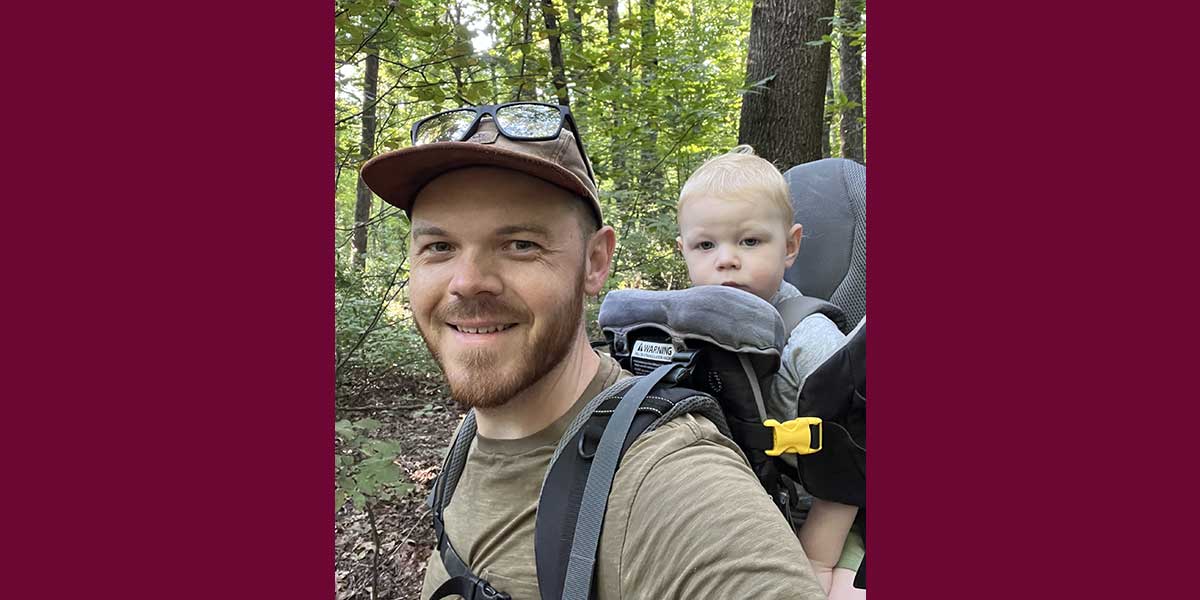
[783,223,803,268]
[584,225,617,296]
[675,236,684,255]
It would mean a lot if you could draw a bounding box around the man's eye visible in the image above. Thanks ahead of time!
[427,241,453,253]
[509,240,540,252]
[696,241,714,250]
[742,238,761,247]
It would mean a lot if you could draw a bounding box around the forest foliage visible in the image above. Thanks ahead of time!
[333,0,865,516]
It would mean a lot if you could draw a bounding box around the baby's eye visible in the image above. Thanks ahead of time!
[741,238,761,247]
[696,241,715,250]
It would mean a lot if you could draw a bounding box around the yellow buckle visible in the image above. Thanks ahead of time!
[763,417,823,456]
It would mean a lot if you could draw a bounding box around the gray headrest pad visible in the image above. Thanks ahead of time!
[598,286,787,374]
[783,158,866,329]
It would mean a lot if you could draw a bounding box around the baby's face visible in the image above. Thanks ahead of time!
[677,194,800,303]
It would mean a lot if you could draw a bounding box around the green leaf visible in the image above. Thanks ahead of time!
[414,86,442,102]
[360,456,401,484]
[444,42,472,57]
[367,440,401,457]
[356,473,378,495]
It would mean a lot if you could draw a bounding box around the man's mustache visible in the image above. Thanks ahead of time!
[434,297,527,324]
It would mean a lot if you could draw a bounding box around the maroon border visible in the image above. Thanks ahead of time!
[868,2,1187,597]
[871,3,1034,594]
[14,2,1186,597]
[8,3,333,597]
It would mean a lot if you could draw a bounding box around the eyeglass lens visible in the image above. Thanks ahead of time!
[494,104,562,138]
[414,109,478,145]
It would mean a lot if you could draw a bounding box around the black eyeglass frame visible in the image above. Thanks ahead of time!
[410,102,595,182]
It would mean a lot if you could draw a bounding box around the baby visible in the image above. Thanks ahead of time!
[675,145,863,598]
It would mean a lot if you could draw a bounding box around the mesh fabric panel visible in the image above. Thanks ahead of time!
[830,161,866,329]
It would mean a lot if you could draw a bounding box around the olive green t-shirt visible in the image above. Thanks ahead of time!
[421,352,826,600]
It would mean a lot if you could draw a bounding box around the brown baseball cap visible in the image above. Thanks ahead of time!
[360,118,602,225]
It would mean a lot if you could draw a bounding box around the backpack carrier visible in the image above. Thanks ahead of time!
[429,285,854,599]
[428,157,867,599]
[782,157,867,589]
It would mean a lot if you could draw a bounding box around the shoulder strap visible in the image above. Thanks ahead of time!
[426,411,512,600]
[793,318,866,508]
[559,362,681,600]
[535,362,725,600]
[776,295,849,334]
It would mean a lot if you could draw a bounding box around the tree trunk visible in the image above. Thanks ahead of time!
[448,3,470,104]
[821,67,833,158]
[565,0,584,50]
[607,0,629,190]
[352,49,378,271]
[737,0,836,169]
[638,0,660,191]
[564,0,585,112]
[542,0,570,106]
[838,0,864,163]
[515,1,533,100]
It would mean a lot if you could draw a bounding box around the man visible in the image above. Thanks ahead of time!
[362,103,826,600]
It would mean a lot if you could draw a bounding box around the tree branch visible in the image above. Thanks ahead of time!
[336,206,403,232]
[335,401,429,412]
[335,260,409,375]
[335,32,564,127]
[341,5,395,67]
[366,503,382,600]
[385,508,431,562]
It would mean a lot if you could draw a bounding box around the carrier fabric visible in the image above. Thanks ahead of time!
[597,286,787,375]
[782,158,866,333]
[831,160,866,329]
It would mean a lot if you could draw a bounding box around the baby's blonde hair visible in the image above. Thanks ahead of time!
[677,145,793,228]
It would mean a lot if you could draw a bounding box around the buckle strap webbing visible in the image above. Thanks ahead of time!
[427,410,510,600]
[430,573,511,600]
[776,295,848,333]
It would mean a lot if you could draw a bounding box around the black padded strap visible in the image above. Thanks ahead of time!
[433,411,477,514]
[854,511,866,589]
[794,319,865,507]
[535,382,718,600]
[776,295,848,333]
[428,410,511,600]
[560,362,681,600]
[432,509,471,578]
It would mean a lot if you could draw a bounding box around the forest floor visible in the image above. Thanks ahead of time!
[335,368,464,600]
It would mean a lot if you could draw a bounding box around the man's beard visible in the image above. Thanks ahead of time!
[417,276,586,410]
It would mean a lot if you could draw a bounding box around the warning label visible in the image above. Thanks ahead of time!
[631,339,674,375]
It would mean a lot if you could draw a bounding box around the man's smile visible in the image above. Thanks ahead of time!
[449,321,518,334]
[446,320,520,345]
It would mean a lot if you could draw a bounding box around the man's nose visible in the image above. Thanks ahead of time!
[447,251,503,297]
